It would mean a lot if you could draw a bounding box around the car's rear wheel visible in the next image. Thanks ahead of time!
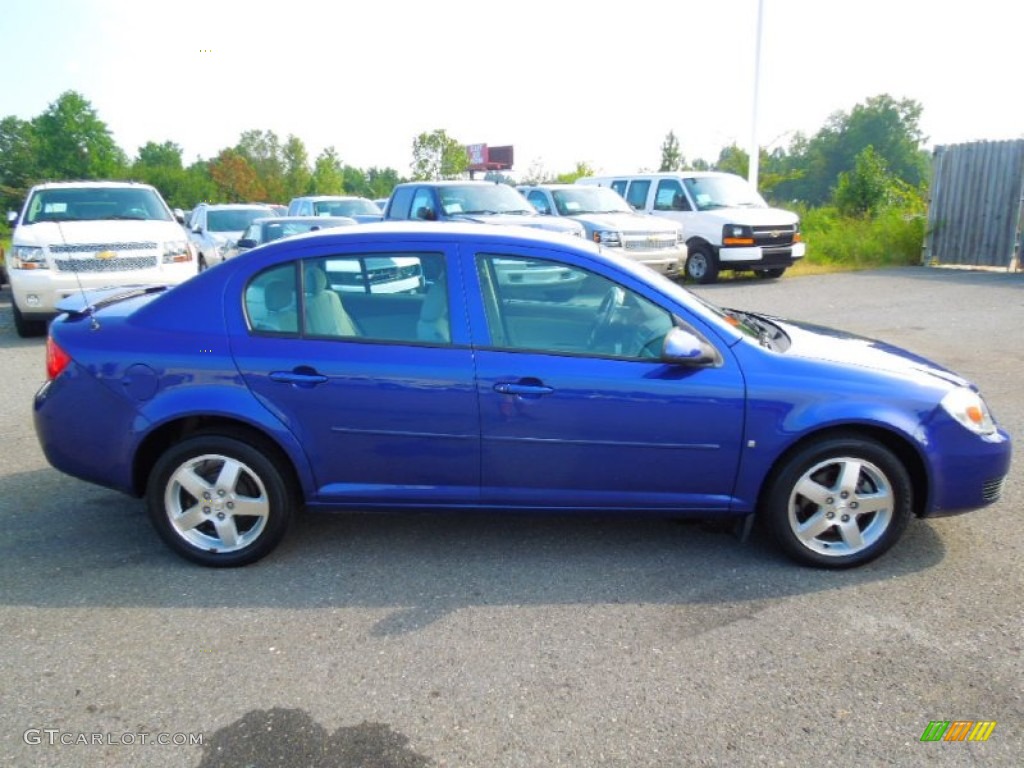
[147,434,293,567]
[764,435,912,568]
[685,244,719,284]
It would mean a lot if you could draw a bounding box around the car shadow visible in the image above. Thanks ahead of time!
[0,468,946,635]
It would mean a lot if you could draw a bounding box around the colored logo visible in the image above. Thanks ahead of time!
[920,721,996,742]
[95,250,117,260]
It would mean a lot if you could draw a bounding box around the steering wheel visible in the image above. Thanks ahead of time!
[587,286,626,349]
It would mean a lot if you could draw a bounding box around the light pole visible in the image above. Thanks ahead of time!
[749,0,765,192]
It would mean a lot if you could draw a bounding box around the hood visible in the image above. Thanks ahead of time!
[773,315,970,389]
[572,212,678,233]
[16,220,184,246]
[452,212,583,235]
[698,207,799,226]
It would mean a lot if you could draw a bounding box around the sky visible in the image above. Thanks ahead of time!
[2,0,1022,181]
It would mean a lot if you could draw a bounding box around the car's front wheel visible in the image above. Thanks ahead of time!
[147,433,294,567]
[764,435,913,568]
[685,244,719,284]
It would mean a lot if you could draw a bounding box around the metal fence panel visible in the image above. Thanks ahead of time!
[924,140,1024,270]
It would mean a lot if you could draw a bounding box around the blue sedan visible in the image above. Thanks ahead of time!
[34,223,1012,568]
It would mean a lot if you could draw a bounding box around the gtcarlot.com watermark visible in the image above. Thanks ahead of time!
[24,729,203,747]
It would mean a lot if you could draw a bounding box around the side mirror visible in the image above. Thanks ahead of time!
[173,208,186,224]
[661,327,720,366]
[237,238,257,249]
[7,210,18,226]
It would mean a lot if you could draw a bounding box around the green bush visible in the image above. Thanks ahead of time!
[798,204,925,268]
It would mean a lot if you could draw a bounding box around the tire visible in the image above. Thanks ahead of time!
[146,434,294,567]
[198,254,209,272]
[685,244,719,284]
[764,435,912,568]
[756,267,786,279]
[12,301,46,338]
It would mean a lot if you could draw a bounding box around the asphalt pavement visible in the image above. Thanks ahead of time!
[0,266,1020,767]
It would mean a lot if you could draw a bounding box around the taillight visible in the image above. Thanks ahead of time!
[46,337,72,380]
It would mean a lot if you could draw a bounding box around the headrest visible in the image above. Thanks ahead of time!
[265,280,293,312]
[304,266,328,294]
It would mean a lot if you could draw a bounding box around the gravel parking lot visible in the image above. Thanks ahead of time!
[0,266,1020,767]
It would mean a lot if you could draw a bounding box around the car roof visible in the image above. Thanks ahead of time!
[257,220,597,252]
[293,195,369,201]
[200,203,275,210]
[251,216,356,225]
[394,180,507,187]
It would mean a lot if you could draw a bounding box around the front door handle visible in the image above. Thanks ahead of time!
[493,381,553,396]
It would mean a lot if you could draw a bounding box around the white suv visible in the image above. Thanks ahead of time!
[6,181,196,337]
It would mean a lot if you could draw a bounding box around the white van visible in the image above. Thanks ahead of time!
[6,181,197,336]
[577,172,804,283]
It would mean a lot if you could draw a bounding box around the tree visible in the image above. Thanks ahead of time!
[310,147,345,194]
[281,135,311,200]
[236,129,285,202]
[833,145,923,217]
[553,162,596,184]
[209,149,265,202]
[659,131,684,172]
[0,116,39,211]
[714,144,749,177]
[131,141,191,208]
[411,130,467,180]
[772,94,929,205]
[32,91,127,180]
[364,166,402,199]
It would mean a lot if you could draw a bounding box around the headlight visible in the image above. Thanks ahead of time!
[940,388,997,436]
[722,225,754,246]
[162,240,193,264]
[11,245,48,270]
[594,230,623,247]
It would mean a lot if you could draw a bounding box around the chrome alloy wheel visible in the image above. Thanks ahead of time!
[163,453,270,553]
[786,455,894,558]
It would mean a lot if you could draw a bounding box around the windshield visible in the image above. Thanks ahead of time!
[551,187,631,216]
[312,198,380,216]
[439,184,533,216]
[683,175,767,211]
[207,208,269,232]
[24,187,173,224]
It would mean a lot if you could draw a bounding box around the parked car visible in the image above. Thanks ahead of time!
[383,181,586,240]
[187,203,276,270]
[35,223,1011,568]
[519,183,686,278]
[577,172,804,283]
[286,196,384,223]
[220,215,357,261]
[5,181,196,337]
